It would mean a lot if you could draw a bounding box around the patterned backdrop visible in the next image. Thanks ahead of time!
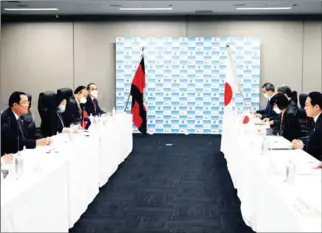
[115,37,261,134]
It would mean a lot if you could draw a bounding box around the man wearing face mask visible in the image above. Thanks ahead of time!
[292,92,322,160]
[270,93,301,141]
[255,83,277,120]
[85,83,105,116]
[63,86,88,127]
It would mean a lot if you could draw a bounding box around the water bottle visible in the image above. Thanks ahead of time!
[261,135,269,155]
[68,127,74,141]
[285,160,296,184]
[112,107,116,117]
[15,153,24,179]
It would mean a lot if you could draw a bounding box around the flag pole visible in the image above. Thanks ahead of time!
[124,47,144,112]
[226,44,249,111]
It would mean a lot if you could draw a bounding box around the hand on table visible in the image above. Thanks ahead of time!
[313,162,322,169]
[1,154,13,164]
[71,125,80,133]
[291,139,304,149]
[262,118,271,124]
[36,137,52,146]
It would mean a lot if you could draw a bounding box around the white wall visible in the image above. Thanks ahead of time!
[1,18,321,125]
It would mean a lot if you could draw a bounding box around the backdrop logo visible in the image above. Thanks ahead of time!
[116,37,260,134]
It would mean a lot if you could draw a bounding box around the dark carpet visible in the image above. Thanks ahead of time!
[70,134,254,233]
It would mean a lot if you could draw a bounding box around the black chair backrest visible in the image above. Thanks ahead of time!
[26,93,32,108]
[299,93,308,109]
[291,91,298,105]
[57,88,73,103]
[38,91,56,137]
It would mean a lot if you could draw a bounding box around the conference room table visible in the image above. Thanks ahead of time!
[222,115,322,232]
[1,113,133,232]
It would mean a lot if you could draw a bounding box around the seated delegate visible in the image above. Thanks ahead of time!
[1,91,51,155]
[292,92,322,160]
[52,93,78,135]
[63,86,88,127]
[255,82,278,120]
[85,83,106,116]
[270,93,301,141]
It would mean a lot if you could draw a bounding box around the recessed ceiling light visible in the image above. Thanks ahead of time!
[4,8,59,11]
[236,7,292,10]
[119,7,173,11]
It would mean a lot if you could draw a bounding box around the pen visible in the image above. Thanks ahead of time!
[268,148,295,151]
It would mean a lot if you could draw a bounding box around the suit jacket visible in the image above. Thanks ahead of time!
[1,108,36,156]
[21,111,37,139]
[51,111,65,136]
[278,106,301,141]
[256,98,277,120]
[85,96,105,116]
[63,97,83,127]
[304,114,322,160]
[272,99,299,127]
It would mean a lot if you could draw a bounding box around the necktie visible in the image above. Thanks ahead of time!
[93,99,97,114]
[17,118,26,140]
[57,112,64,128]
[280,113,284,136]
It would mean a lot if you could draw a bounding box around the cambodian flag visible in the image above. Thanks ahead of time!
[81,110,91,130]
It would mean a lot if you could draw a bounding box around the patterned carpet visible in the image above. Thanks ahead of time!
[70,134,254,233]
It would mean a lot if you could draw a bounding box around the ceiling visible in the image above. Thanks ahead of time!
[1,0,322,15]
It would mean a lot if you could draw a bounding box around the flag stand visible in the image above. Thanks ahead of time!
[124,47,145,112]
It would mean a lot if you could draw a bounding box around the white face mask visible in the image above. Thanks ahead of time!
[91,90,98,99]
[273,107,281,114]
[263,93,269,99]
[58,104,66,113]
[80,97,87,104]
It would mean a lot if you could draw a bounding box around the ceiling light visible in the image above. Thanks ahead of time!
[236,7,292,10]
[4,8,59,11]
[119,7,173,11]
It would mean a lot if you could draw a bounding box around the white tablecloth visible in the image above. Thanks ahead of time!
[51,132,100,228]
[221,116,322,232]
[1,151,69,232]
[96,113,133,187]
[1,113,133,232]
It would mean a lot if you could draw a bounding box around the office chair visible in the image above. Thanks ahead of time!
[38,91,56,137]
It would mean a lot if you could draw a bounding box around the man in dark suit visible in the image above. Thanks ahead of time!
[255,83,277,120]
[85,83,105,116]
[1,91,51,156]
[292,92,322,160]
[63,86,88,127]
[270,93,301,141]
